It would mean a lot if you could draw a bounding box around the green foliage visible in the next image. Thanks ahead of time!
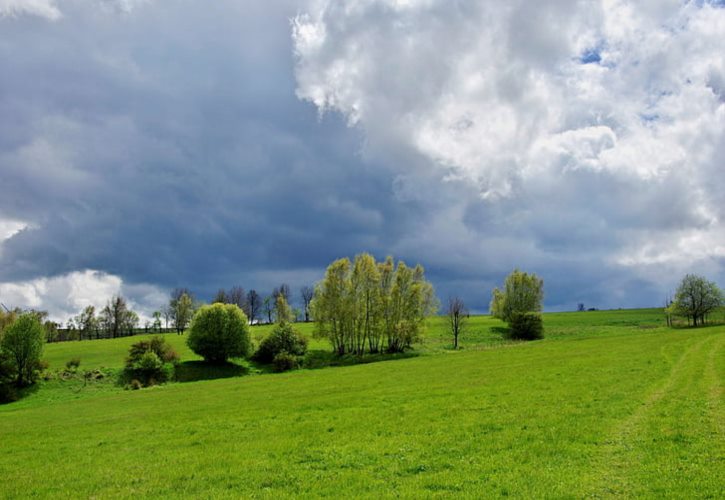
[254,322,308,364]
[311,254,438,355]
[99,296,138,338]
[65,357,81,371]
[124,337,178,386]
[187,303,251,363]
[172,293,195,333]
[508,312,544,340]
[274,294,293,324]
[126,337,179,366]
[0,313,46,387]
[490,269,544,322]
[671,274,724,326]
[0,311,721,498]
[272,351,299,372]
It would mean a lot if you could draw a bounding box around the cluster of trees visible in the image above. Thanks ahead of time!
[185,294,307,372]
[311,254,438,355]
[208,284,314,326]
[65,296,140,340]
[490,269,544,340]
[666,274,724,327]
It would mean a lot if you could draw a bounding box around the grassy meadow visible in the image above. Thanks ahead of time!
[0,309,723,497]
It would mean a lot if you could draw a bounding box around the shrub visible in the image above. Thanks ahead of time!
[509,312,544,340]
[124,337,177,386]
[272,351,299,372]
[0,353,18,403]
[254,322,308,364]
[0,313,46,387]
[65,357,81,371]
[187,303,251,363]
[126,337,179,366]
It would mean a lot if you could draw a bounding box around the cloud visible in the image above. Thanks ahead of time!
[0,0,723,318]
[293,0,725,307]
[0,269,167,323]
[0,0,61,20]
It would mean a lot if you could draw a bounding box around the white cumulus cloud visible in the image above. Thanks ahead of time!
[0,270,167,324]
[293,0,725,279]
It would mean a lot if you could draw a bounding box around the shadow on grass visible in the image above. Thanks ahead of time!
[490,326,510,337]
[0,383,40,405]
[302,349,419,370]
[174,361,249,383]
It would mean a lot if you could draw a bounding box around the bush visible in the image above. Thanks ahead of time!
[509,312,544,340]
[124,337,177,386]
[253,322,308,364]
[272,351,300,372]
[0,353,18,403]
[126,337,179,365]
[65,357,81,371]
[0,313,46,387]
[187,304,251,363]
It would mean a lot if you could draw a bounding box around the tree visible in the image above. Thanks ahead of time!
[274,294,293,324]
[75,305,98,340]
[228,286,246,310]
[672,274,724,326]
[263,296,274,324]
[447,296,467,349]
[490,269,545,340]
[162,305,171,331]
[311,254,438,355]
[273,284,291,302]
[490,269,544,322]
[245,290,261,325]
[0,313,45,386]
[173,293,194,334]
[213,289,228,304]
[300,286,314,322]
[169,288,194,332]
[100,296,137,338]
[253,295,308,364]
[186,303,251,363]
[152,311,162,332]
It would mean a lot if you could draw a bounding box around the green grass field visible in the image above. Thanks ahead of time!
[1,309,723,497]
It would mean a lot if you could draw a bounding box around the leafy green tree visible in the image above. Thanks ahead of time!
[173,293,194,334]
[187,303,251,363]
[672,274,724,326]
[274,294,293,324]
[490,269,544,340]
[0,313,46,386]
[254,295,307,365]
[311,254,438,355]
[490,269,543,322]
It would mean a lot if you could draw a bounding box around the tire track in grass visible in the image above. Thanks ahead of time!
[591,333,717,497]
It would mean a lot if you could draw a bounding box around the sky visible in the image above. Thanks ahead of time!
[0,0,724,322]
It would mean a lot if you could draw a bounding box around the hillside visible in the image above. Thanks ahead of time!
[0,310,722,497]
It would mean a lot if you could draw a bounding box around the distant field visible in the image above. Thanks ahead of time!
[1,309,723,497]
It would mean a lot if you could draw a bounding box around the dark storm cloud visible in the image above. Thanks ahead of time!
[1,0,724,319]
[0,0,407,303]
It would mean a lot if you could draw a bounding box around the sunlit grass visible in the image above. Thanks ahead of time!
[0,308,722,497]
